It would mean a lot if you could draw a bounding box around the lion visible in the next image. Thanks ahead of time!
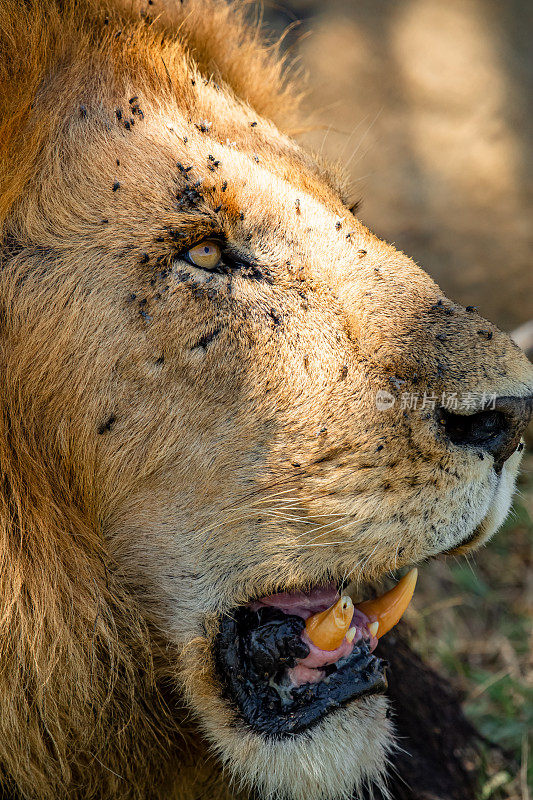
[0,1,531,799]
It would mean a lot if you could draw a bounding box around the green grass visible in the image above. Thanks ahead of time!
[406,452,533,799]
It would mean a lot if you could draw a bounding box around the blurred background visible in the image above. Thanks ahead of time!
[261,1,532,796]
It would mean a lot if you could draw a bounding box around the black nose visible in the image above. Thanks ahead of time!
[440,395,533,471]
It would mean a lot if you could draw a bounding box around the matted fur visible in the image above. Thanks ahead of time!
[0,1,532,799]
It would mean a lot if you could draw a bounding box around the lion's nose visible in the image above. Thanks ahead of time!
[440,395,533,471]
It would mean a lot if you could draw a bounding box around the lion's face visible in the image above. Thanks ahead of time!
[3,52,533,800]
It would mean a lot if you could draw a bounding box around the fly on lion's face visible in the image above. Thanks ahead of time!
[0,1,532,799]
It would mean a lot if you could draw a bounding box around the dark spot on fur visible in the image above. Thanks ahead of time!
[376,444,384,452]
[250,121,257,127]
[436,333,448,342]
[112,180,120,191]
[124,121,131,130]
[357,249,367,258]
[155,355,164,366]
[97,414,116,435]
[221,180,227,192]
[465,305,477,312]
[477,330,493,340]
[269,308,282,326]
[339,365,348,380]
[79,104,87,118]
[139,253,150,264]
[192,327,221,350]
[115,108,122,121]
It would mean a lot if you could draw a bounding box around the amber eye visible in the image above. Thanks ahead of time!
[186,241,222,270]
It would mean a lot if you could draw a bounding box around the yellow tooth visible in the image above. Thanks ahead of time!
[368,621,379,637]
[305,595,354,651]
[346,626,357,643]
[356,568,418,639]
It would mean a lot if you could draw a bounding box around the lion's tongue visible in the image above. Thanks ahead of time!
[251,584,339,618]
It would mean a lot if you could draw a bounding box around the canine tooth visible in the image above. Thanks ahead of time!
[368,621,379,637]
[345,626,357,643]
[356,568,418,640]
[305,595,353,651]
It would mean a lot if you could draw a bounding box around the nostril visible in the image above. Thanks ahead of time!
[440,409,506,449]
[439,395,532,471]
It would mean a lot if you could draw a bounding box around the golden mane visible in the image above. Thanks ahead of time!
[0,320,180,799]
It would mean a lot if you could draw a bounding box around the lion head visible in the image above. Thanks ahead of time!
[0,1,532,799]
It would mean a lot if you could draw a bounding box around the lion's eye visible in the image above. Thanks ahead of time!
[186,241,222,270]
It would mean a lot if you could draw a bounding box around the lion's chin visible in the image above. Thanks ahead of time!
[189,686,392,800]
[217,697,393,800]
[180,597,393,800]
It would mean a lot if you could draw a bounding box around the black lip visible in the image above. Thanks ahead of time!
[215,605,388,737]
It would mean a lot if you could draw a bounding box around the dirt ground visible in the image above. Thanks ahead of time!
[260,2,532,796]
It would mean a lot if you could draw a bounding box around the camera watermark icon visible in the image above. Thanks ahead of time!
[375,390,396,411]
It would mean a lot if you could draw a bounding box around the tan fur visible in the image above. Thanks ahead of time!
[0,1,532,799]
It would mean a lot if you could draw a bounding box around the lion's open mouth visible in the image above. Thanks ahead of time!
[215,572,417,737]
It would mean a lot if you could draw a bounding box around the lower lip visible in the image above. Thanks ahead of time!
[215,604,388,736]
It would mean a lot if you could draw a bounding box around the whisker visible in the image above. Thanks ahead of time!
[338,114,369,160]
[344,107,383,171]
